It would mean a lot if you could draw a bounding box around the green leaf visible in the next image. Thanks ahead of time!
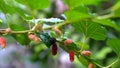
[113,9,120,17]
[16,0,50,10]
[0,0,15,14]
[107,39,120,56]
[112,60,120,68]
[75,42,89,50]
[28,0,50,10]
[64,5,90,22]
[10,24,30,45]
[0,0,27,19]
[63,0,81,9]
[4,0,27,19]
[93,19,120,31]
[15,0,26,4]
[39,32,51,48]
[49,31,57,38]
[72,5,89,13]
[63,0,100,9]
[111,1,120,11]
[80,0,100,5]
[111,1,120,17]
[71,21,106,40]
[65,11,90,22]
[34,44,47,53]
[95,47,112,59]
[66,43,80,53]
[77,55,88,66]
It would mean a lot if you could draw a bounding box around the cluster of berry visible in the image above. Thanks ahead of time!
[28,33,40,43]
[28,26,93,68]
[51,27,93,68]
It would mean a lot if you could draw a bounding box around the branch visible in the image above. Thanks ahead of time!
[0,21,69,34]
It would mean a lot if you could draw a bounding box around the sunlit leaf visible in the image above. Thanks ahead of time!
[111,1,120,17]
[34,44,47,53]
[63,0,100,9]
[4,0,27,19]
[64,5,90,22]
[107,39,120,56]
[10,24,30,45]
[111,1,120,11]
[93,19,120,31]
[65,11,90,22]
[16,0,50,10]
[0,0,15,14]
[95,47,112,59]
[75,42,89,50]
[71,21,106,40]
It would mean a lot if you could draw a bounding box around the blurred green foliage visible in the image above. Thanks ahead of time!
[0,0,120,68]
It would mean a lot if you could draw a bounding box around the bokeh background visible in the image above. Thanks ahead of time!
[0,0,120,68]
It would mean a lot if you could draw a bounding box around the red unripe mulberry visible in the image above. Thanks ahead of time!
[81,50,92,56]
[52,27,62,35]
[88,63,93,68]
[33,37,40,43]
[52,43,58,55]
[28,33,40,43]
[69,50,74,62]
[0,37,6,48]
[28,34,36,40]
[64,39,72,45]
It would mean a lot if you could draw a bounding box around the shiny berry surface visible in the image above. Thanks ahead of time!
[88,63,93,68]
[0,37,6,48]
[52,43,58,55]
[69,50,74,62]
[81,50,92,56]
[50,38,56,45]
[64,39,72,45]
[28,34,36,40]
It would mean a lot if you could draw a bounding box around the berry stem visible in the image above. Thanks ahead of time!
[92,61,103,68]
[96,13,114,19]
[79,35,87,52]
[105,58,119,68]
[43,21,69,30]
